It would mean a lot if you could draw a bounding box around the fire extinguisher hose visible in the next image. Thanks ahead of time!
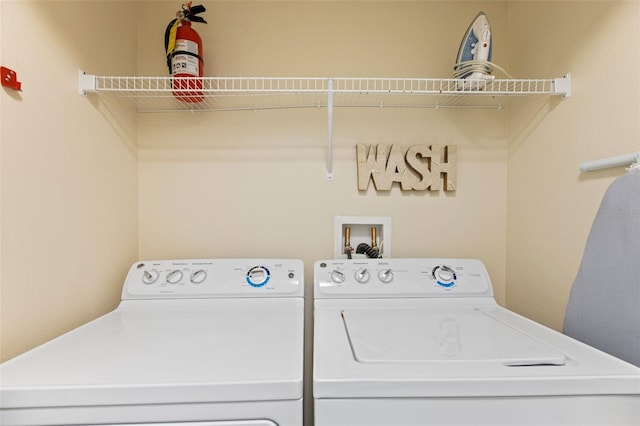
[164,18,178,73]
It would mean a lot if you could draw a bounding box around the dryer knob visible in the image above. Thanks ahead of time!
[378,268,394,283]
[166,269,183,284]
[141,269,159,285]
[190,269,207,284]
[246,266,270,287]
[330,269,346,283]
[355,268,370,283]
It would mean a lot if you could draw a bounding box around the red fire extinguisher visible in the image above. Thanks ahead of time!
[165,2,207,103]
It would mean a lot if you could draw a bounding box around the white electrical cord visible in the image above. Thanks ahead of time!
[452,59,514,80]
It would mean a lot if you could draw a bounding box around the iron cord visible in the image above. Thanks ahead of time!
[453,60,513,80]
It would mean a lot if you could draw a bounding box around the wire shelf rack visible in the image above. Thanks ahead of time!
[78,71,570,180]
[79,73,570,112]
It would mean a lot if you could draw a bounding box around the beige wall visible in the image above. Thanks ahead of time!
[136,0,510,293]
[0,1,139,361]
[506,1,640,331]
[0,2,638,421]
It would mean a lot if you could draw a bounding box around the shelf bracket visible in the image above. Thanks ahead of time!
[78,69,97,96]
[554,73,571,99]
[326,78,334,181]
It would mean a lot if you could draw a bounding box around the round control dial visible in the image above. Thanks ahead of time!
[190,269,207,284]
[141,269,159,285]
[433,265,457,288]
[331,269,346,284]
[355,268,370,283]
[166,269,183,284]
[246,266,270,288]
[378,268,394,283]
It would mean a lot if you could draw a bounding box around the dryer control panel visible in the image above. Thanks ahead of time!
[314,258,492,298]
[122,259,304,299]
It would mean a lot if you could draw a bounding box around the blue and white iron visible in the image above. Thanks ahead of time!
[454,12,493,89]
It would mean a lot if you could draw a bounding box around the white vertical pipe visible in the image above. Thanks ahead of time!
[327,78,334,181]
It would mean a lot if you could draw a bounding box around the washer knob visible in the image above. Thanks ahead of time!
[166,269,183,284]
[190,269,207,284]
[433,265,456,288]
[355,268,370,283]
[331,269,346,283]
[378,268,394,283]
[141,269,159,285]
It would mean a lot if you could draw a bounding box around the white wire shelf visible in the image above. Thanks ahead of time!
[79,71,570,180]
[79,72,571,112]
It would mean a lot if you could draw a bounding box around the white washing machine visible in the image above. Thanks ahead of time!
[1,259,304,426]
[313,258,640,426]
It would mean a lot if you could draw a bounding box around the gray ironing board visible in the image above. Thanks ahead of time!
[564,168,640,366]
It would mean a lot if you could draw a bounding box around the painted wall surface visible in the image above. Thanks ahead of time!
[137,1,509,296]
[0,1,139,361]
[0,3,638,426]
[506,1,640,331]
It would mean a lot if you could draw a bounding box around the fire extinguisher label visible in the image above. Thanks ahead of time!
[175,39,198,55]
[172,54,200,76]
[171,38,200,76]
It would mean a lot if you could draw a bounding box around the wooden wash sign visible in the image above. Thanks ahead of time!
[356,144,457,191]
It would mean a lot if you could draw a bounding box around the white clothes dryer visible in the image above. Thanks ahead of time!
[313,258,640,426]
[1,259,304,426]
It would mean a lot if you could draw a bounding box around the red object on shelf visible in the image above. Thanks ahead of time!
[1,66,22,91]
[171,20,204,103]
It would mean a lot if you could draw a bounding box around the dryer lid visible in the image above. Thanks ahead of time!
[341,307,566,366]
[0,298,304,409]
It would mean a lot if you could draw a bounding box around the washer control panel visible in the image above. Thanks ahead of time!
[315,258,492,298]
[123,259,303,299]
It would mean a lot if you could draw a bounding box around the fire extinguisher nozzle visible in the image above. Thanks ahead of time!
[186,4,207,23]
[189,4,206,15]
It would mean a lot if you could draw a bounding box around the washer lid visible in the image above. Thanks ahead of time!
[314,300,640,398]
[342,308,566,366]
